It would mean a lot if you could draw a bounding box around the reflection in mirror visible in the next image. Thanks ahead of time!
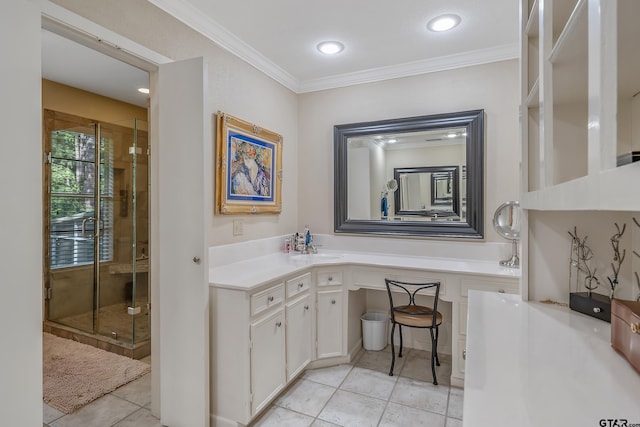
[393,166,460,218]
[334,110,484,238]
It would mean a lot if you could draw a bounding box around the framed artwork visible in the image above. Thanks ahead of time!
[215,111,283,214]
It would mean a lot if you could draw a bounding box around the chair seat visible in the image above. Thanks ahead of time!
[392,305,443,328]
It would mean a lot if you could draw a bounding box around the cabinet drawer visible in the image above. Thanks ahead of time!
[460,278,518,297]
[251,284,284,317]
[317,270,343,287]
[286,273,311,298]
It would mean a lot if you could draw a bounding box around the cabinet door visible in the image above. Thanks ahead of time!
[317,289,343,359]
[250,309,285,415]
[286,293,312,381]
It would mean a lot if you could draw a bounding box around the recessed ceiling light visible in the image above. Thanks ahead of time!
[317,41,344,55]
[427,14,461,32]
[138,87,150,94]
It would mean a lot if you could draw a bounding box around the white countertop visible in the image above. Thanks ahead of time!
[464,291,640,427]
[209,250,520,291]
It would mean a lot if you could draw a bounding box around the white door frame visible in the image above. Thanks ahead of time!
[39,2,201,422]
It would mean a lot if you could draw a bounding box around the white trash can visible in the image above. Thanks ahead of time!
[361,312,388,351]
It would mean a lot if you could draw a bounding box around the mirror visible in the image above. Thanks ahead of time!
[493,201,520,268]
[393,166,460,217]
[334,109,484,238]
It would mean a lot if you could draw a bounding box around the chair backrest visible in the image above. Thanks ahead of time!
[385,279,441,327]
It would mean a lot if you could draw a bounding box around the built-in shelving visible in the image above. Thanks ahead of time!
[520,0,640,211]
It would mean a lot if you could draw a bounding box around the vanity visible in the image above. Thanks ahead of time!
[209,237,519,426]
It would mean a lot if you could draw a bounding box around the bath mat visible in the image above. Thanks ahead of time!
[43,332,150,414]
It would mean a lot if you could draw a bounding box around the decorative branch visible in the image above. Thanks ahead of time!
[568,226,600,296]
[607,222,626,298]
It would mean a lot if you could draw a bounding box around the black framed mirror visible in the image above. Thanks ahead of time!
[392,166,460,217]
[334,109,484,239]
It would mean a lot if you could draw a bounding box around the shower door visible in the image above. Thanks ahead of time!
[44,110,149,345]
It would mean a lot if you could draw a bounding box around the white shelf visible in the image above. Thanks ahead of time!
[549,0,587,64]
[521,161,640,211]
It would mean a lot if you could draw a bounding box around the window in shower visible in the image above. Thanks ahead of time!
[49,128,114,268]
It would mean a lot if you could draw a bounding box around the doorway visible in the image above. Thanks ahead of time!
[43,109,150,357]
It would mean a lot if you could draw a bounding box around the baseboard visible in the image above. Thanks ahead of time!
[348,338,364,362]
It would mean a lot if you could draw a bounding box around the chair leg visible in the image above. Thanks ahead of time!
[435,326,440,366]
[389,323,396,376]
[430,328,438,385]
[398,325,404,358]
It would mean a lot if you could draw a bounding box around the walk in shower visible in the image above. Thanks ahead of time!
[43,110,150,358]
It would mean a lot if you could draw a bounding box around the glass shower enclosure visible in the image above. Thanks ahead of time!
[43,109,149,358]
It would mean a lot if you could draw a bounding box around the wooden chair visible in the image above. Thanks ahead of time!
[385,278,442,385]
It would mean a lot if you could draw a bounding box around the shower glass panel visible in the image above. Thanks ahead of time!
[101,118,150,344]
[45,110,149,349]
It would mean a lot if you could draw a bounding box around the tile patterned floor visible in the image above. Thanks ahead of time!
[43,348,463,427]
[252,348,464,427]
[43,356,161,427]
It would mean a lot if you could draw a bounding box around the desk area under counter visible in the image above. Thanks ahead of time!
[209,247,519,426]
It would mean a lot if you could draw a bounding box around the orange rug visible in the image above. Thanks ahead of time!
[43,333,150,413]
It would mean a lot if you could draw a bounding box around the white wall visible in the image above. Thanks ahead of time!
[528,210,635,303]
[0,1,43,424]
[297,59,521,243]
[53,0,299,247]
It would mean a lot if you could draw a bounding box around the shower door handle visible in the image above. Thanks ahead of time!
[82,217,96,238]
[81,217,104,238]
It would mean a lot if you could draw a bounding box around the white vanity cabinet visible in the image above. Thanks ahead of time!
[315,268,345,359]
[316,288,343,359]
[210,252,520,423]
[250,308,285,415]
[285,273,312,381]
[211,275,312,426]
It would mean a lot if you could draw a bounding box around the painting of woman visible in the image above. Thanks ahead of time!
[230,139,271,198]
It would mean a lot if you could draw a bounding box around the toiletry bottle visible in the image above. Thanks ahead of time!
[304,224,311,247]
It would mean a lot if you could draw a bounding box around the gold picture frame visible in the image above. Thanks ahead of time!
[215,111,283,214]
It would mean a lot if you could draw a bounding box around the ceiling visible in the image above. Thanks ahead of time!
[41,0,519,106]
[149,0,520,92]
[41,29,150,107]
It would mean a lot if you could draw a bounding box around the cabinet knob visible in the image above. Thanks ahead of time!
[331,299,336,304]
[193,256,201,264]
[593,307,602,313]
[498,289,505,293]
[298,283,304,288]
[267,296,274,302]
[276,321,282,328]
[463,349,467,360]
[328,276,333,281]
[304,305,309,310]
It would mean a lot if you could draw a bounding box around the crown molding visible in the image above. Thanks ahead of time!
[297,44,520,93]
[147,0,300,92]
[148,0,518,94]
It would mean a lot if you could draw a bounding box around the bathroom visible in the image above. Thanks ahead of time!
[4,1,640,426]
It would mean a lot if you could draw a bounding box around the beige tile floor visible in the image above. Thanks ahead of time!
[43,348,463,427]
[252,347,464,427]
